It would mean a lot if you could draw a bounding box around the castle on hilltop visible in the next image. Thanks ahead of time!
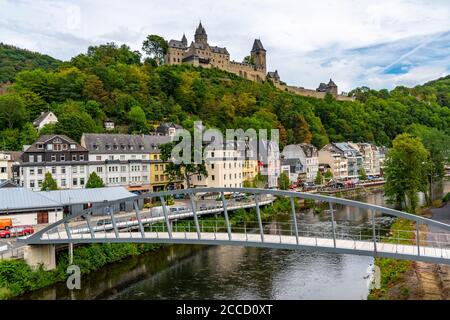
[165,22,270,83]
[165,23,354,101]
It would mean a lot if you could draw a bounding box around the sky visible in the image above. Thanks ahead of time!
[1,0,450,92]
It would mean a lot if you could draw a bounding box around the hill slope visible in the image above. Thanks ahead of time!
[0,42,448,151]
[0,43,61,83]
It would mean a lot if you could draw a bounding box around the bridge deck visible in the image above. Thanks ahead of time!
[34,231,450,265]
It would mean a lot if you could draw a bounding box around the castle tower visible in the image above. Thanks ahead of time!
[251,39,266,74]
[194,22,208,45]
[327,79,338,95]
[181,33,187,47]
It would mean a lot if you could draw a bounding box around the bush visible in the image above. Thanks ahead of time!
[443,192,450,203]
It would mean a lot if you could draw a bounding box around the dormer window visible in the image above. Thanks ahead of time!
[93,144,99,150]
[140,145,144,151]
[106,144,111,150]
[37,144,43,150]
[114,145,119,150]
[129,145,134,150]
[121,145,126,150]
[70,144,76,150]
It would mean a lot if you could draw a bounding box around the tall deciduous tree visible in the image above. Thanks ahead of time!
[384,133,429,212]
[142,35,168,66]
[293,114,312,144]
[160,141,208,189]
[86,172,105,189]
[41,172,58,191]
[314,171,324,185]
[127,105,148,133]
[0,94,27,129]
[278,172,290,190]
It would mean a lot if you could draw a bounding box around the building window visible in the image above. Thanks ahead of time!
[60,154,65,161]
[30,180,35,188]
[37,168,43,175]
[143,165,148,171]
[37,180,42,188]
[72,166,77,174]
[73,178,78,186]
[61,179,66,187]
[96,156,102,161]
[72,155,77,161]
[37,155,42,162]
[211,164,215,169]
[80,155,84,161]
[52,167,56,174]
[51,155,56,162]
[155,175,159,182]
[121,177,126,183]
[80,166,85,174]
[224,174,226,180]
[61,167,66,174]
[211,175,215,181]
[29,155,34,163]
[97,167,103,173]
[80,178,85,185]
[120,155,125,160]
[30,168,35,175]
[121,166,126,172]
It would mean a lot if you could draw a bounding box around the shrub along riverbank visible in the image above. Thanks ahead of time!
[368,218,415,300]
[0,243,161,300]
[0,196,296,300]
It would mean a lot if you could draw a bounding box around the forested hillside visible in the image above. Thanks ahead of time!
[0,43,61,83]
[0,42,448,151]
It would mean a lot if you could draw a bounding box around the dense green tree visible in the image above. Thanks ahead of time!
[314,171,324,185]
[142,35,168,65]
[0,94,27,129]
[242,56,255,65]
[41,172,58,191]
[160,141,208,189]
[384,133,430,212]
[127,105,148,133]
[324,170,333,182]
[19,122,38,146]
[86,172,105,189]
[55,110,98,141]
[0,128,20,150]
[358,168,368,181]
[278,172,290,190]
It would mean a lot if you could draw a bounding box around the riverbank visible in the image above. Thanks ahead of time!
[2,197,295,300]
[0,243,162,300]
[369,201,450,300]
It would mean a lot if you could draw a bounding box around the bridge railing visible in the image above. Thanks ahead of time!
[23,188,450,260]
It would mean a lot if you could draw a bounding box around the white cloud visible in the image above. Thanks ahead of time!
[1,0,449,91]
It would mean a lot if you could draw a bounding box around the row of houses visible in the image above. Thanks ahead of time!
[280,142,386,184]
[0,129,387,194]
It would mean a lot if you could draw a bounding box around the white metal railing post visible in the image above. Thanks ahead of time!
[416,222,420,256]
[64,221,72,240]
[221,192,232,240]
[85,214,95,239]
[290,197,299,245]
[109,207,119,238]
[329,203,337,248]
[134,200,146,238]
[160,196,173,239]
[372,209,377,255]
[255,193,264,242]
[189,193,202,240]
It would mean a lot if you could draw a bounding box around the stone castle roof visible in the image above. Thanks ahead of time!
[251,39,265,52]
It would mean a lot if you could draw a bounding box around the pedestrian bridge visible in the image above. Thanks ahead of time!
[21,188,450,265]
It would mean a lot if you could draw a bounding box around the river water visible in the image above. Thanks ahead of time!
[21,182,450,300]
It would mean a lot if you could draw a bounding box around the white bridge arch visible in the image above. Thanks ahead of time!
[20,188,450,265]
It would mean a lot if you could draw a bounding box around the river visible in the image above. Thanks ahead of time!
[21,181,450,300]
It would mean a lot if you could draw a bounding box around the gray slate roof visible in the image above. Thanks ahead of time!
[37,187,136,206]
[169,40,187,49]
[0,187,136,213]
[0,188,62,212]
[33,111,56,126]
[25,135,87,153]
[252,39,265,52]
[82,133,172,154]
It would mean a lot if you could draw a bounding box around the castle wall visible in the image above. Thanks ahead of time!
[275,83,355,102]
[227,61,266,82]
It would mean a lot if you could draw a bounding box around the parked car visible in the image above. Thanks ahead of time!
[302,182,316,190]
[174,194,186,200]
[0,230,11,238]
[96,219,112,227]
[0,225,34,238]
[0,218,12,231]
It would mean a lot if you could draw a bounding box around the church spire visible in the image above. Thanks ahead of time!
[195,21,208,45]
[181,33,187,46]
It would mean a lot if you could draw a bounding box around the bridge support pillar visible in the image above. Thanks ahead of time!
[24,245,56,271]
